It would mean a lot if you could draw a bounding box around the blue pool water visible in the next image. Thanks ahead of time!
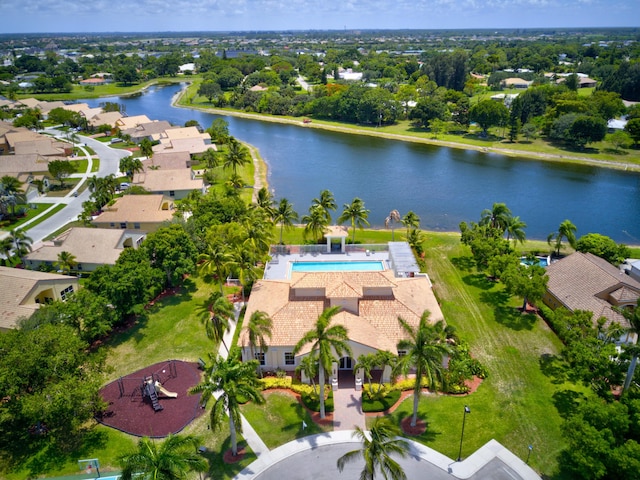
[520,256,549,267]
[291,261,385,273]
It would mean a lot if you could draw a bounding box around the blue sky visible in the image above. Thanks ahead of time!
[1,0,638,33]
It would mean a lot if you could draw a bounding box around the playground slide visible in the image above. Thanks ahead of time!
[155,381,178,398]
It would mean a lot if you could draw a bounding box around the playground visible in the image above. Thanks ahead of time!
[96,360,204,437]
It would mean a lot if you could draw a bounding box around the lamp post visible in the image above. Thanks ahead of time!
[526,445,533,464]
[457,405,471,462]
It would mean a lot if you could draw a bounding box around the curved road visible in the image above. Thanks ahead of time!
[23,132,130,245]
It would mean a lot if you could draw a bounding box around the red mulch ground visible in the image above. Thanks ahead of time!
[96,360,205,438]
[401,416,427,436]
[223,447,246,464]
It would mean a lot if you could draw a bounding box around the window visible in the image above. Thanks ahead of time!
[110,223,115,228]
[254,352,265,365]
[133,223,141,230]
[169,190,175,197]
[120,222,127,229]
[60,285,74,301]
[397,350,407,358]
[284,352,295,365]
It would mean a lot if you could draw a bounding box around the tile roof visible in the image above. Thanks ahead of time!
[132,168,203,192]
[24,228,129,265]
[92,194,175,224]
[545,252,640,328]
[145,151,192,170]
[0,266,78,330]
[240,270,444,354]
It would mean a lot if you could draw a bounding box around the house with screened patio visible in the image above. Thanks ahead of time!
[239,241,445,388]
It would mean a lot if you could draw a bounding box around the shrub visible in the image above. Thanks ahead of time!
[361,385,401,412]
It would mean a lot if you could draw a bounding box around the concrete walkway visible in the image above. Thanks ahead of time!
[332,385,365,431]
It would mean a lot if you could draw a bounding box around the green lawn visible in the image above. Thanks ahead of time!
[241,391,332,448]
[0,203,57,231]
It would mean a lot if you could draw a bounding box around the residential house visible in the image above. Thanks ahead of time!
[91,194,175,232]
[501,78,532,89]
[152,126,212,156]
[131,168,206,199]
[24,227,146,273]
[543,252,640,344]
[239,242,445,385]
[84,110,123,130]
[115,115,152,131]
[143,151,192,170]
[0,266,79,331]
[121,120,175,143]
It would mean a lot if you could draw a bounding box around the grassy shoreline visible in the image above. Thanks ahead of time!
[174,81,640,173]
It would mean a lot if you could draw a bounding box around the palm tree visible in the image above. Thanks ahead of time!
[274,198,298,244]
[338,197,370,245]
[1,176,24,217]
[374,350,397,395]
[245,310,273,372]
[139,138,154,158]
[354,353,377,393]
[547,219,577,257]
[55,251,78,274]
[479,202,511,233]
[396,312,452,427]
[302,205,329,244]
[201,147,219,169]
[198,242,235,296]
[255,187,275,215]
[505,215,527,246]
[311,189,337,224]
[295,352,319,394]
[337,417,410,480]
[294,306,352,419]
[385,209,401,241]
[200,293,234,353]
[190,353,264,456]
[233,246,262,297]
[401,211,420,238]
[10,229,32,265]
[119,434,207,480]
[618,298,640,392]
[0,236,13,266]
[224,137,250,174]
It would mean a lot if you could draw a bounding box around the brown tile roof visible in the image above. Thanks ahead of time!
[132,168,203,192]
[144,151,192,170]
[240,271,443,354]
[545,252,640,328]
[0,154,51,176]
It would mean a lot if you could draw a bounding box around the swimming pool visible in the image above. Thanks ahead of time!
[520,256,550,267]
[290,260,386,273]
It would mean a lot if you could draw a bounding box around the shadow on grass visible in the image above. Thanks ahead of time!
[281,398,327,438]
[205,438,255,479]
[462,273,496,291]
[552,389,586,418]
[451,255,475,272]
[480,289,537,331]
[4,427,110,478]
[539,353,568,384]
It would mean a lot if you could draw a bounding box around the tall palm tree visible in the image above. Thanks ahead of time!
[245,310,273,372]
[10,229,32,266]
[223,137,250,174]
[337,417,410,480]
[294,306,352,419]
[255,187,275,216]
[479,202,511,233]
[139,138,154,158]
[505,215,527,246]
[201,147,219,169]
[401,211,420,238]
[198,245,235,296]
[233,246,261,297]
[190,353,265,456]
[1,176,24,217]
[55,251,78,274]
[385,209,401,241]
[274,198,298,244]
[200,293,234,353]
[311,189,337,224]
[302,205,329,244]
[118,434,207,480]
[396,312,452,427]
[338,197,370,245]
[547,219,577,257]
[374,350,397,395]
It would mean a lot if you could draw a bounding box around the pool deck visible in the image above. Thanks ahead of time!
[264,250,390,280]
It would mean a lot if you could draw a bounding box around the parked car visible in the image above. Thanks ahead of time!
[110,138,123,144]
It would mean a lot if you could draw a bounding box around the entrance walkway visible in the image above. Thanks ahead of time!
[332,372,365,431]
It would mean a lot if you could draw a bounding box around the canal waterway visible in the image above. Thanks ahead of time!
[82,84,640,243]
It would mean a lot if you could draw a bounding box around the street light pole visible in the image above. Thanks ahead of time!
[457,405,471,462]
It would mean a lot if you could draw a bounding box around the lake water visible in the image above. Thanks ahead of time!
[82,84,640,243]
